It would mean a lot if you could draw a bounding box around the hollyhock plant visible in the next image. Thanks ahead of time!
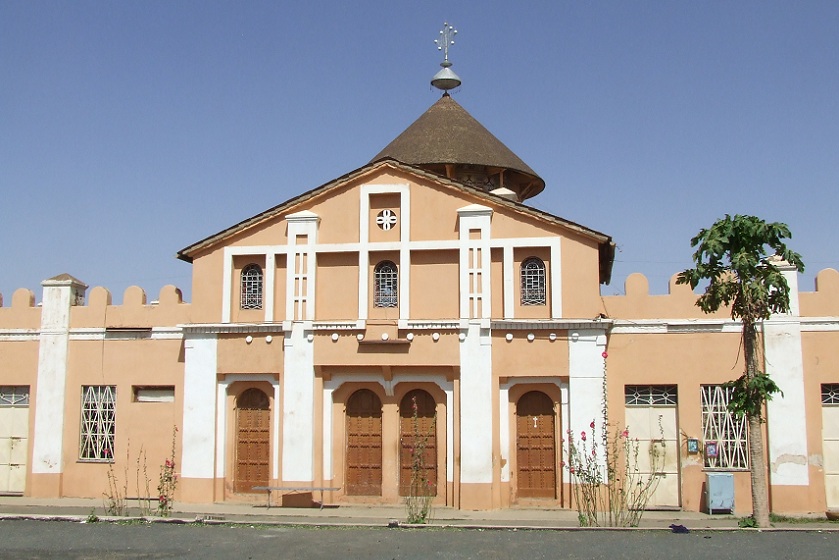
[563,419,664,527]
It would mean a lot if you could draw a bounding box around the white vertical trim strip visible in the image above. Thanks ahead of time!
[322,387,334,480]
[215,382,227,478]
[359,187,370,321]
[550,239,562,318]
[499,385,510,482]
[264,253,275,322]
[222,248,232,323]
[399,185,411,321]
[446,386,454,483]
[503,246,514,319]
[305,236,317,321]
[273,381,281,480]
[560,381,570,485]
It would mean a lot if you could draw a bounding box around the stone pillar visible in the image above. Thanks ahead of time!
[282,322,315,484]
[568,328,608,470]
[180,333,218,502]
[765,262,809,496]
[31,274,86,497]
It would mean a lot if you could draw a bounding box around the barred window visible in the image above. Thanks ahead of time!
[80,385,116,462]
[374,261,398,308]
[625,385,678,406]
[0,386,29,407]
[701,385,749,469]
[520,257,546,305]
[823,384,839,405]
[241,264,263,309]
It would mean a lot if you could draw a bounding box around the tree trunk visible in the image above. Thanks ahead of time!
[743,320,771,528]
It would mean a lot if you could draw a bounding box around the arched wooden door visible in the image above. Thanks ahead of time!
[234,388,270,493]
[399,389,438,496]
[516,391,557,498]
[346,389,383,496]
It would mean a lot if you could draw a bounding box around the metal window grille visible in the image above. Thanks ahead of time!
[701,385,749,469]
[625,385,678,406]
[240,264,263,310]
[521,257,546,306]
[79,385,116,461]
[823,384,839,405]
[0,386,29,407]
[374,261,398,308]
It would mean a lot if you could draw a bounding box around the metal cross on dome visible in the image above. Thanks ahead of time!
[435,22,457,63]
[376,209,398,230]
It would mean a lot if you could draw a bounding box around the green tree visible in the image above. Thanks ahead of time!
[677,214,804,528]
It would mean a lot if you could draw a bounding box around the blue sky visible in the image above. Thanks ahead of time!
[2,1,837,303]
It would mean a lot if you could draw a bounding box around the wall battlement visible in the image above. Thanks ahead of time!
[603,268,839,320]
[0,283,191,330]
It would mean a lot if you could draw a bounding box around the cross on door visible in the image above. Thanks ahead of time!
[532,416,538,428]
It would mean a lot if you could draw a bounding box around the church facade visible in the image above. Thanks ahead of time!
[1,92,838,514]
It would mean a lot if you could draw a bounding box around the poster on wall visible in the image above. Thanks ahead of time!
[705,441,719,459]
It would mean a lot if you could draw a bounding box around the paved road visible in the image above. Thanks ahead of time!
[0,519,837,559]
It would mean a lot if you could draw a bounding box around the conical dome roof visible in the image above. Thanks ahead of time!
[370,94,545,200]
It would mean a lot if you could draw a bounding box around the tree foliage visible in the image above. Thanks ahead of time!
[677,214,804,322]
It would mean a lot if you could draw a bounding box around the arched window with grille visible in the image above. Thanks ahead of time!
[520,257,546,305]
[374,261,398,308]
[240,264,263,309]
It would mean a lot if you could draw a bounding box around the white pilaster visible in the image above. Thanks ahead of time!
[765,264,808,486]
[322,386,334,480]
[459,323,493,483]
[458,205,493,320]
[499,385,510,482]
[549,239,562,319]
[445,385,454,482]
[282,322,315,481]
[32,275,86,475]
[221,250,232,323]
[568,329,607,470]
[503,246,514,319]
[285,211,319,322]
[181,334,218,479]
[265,252,276,322]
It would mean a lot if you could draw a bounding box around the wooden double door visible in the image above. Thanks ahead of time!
[345,389,438,497]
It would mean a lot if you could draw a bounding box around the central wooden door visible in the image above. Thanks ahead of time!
[399,389,438,496]
[346,389,383,496]
[234,388,270,493]
[516,391,556,498]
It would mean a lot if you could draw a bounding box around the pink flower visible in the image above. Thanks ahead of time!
[560,461,566,467]
[580,431,587,441]
[621,429,629,438]
[591,449,596,457]
[589,420,595,429]
[602,351,608,359]
[569,467,576,474]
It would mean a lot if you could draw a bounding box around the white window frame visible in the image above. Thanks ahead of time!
[701,385,749,470]
[79,385,116,462]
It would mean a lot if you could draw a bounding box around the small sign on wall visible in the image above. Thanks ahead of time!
[687,438,699,454]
